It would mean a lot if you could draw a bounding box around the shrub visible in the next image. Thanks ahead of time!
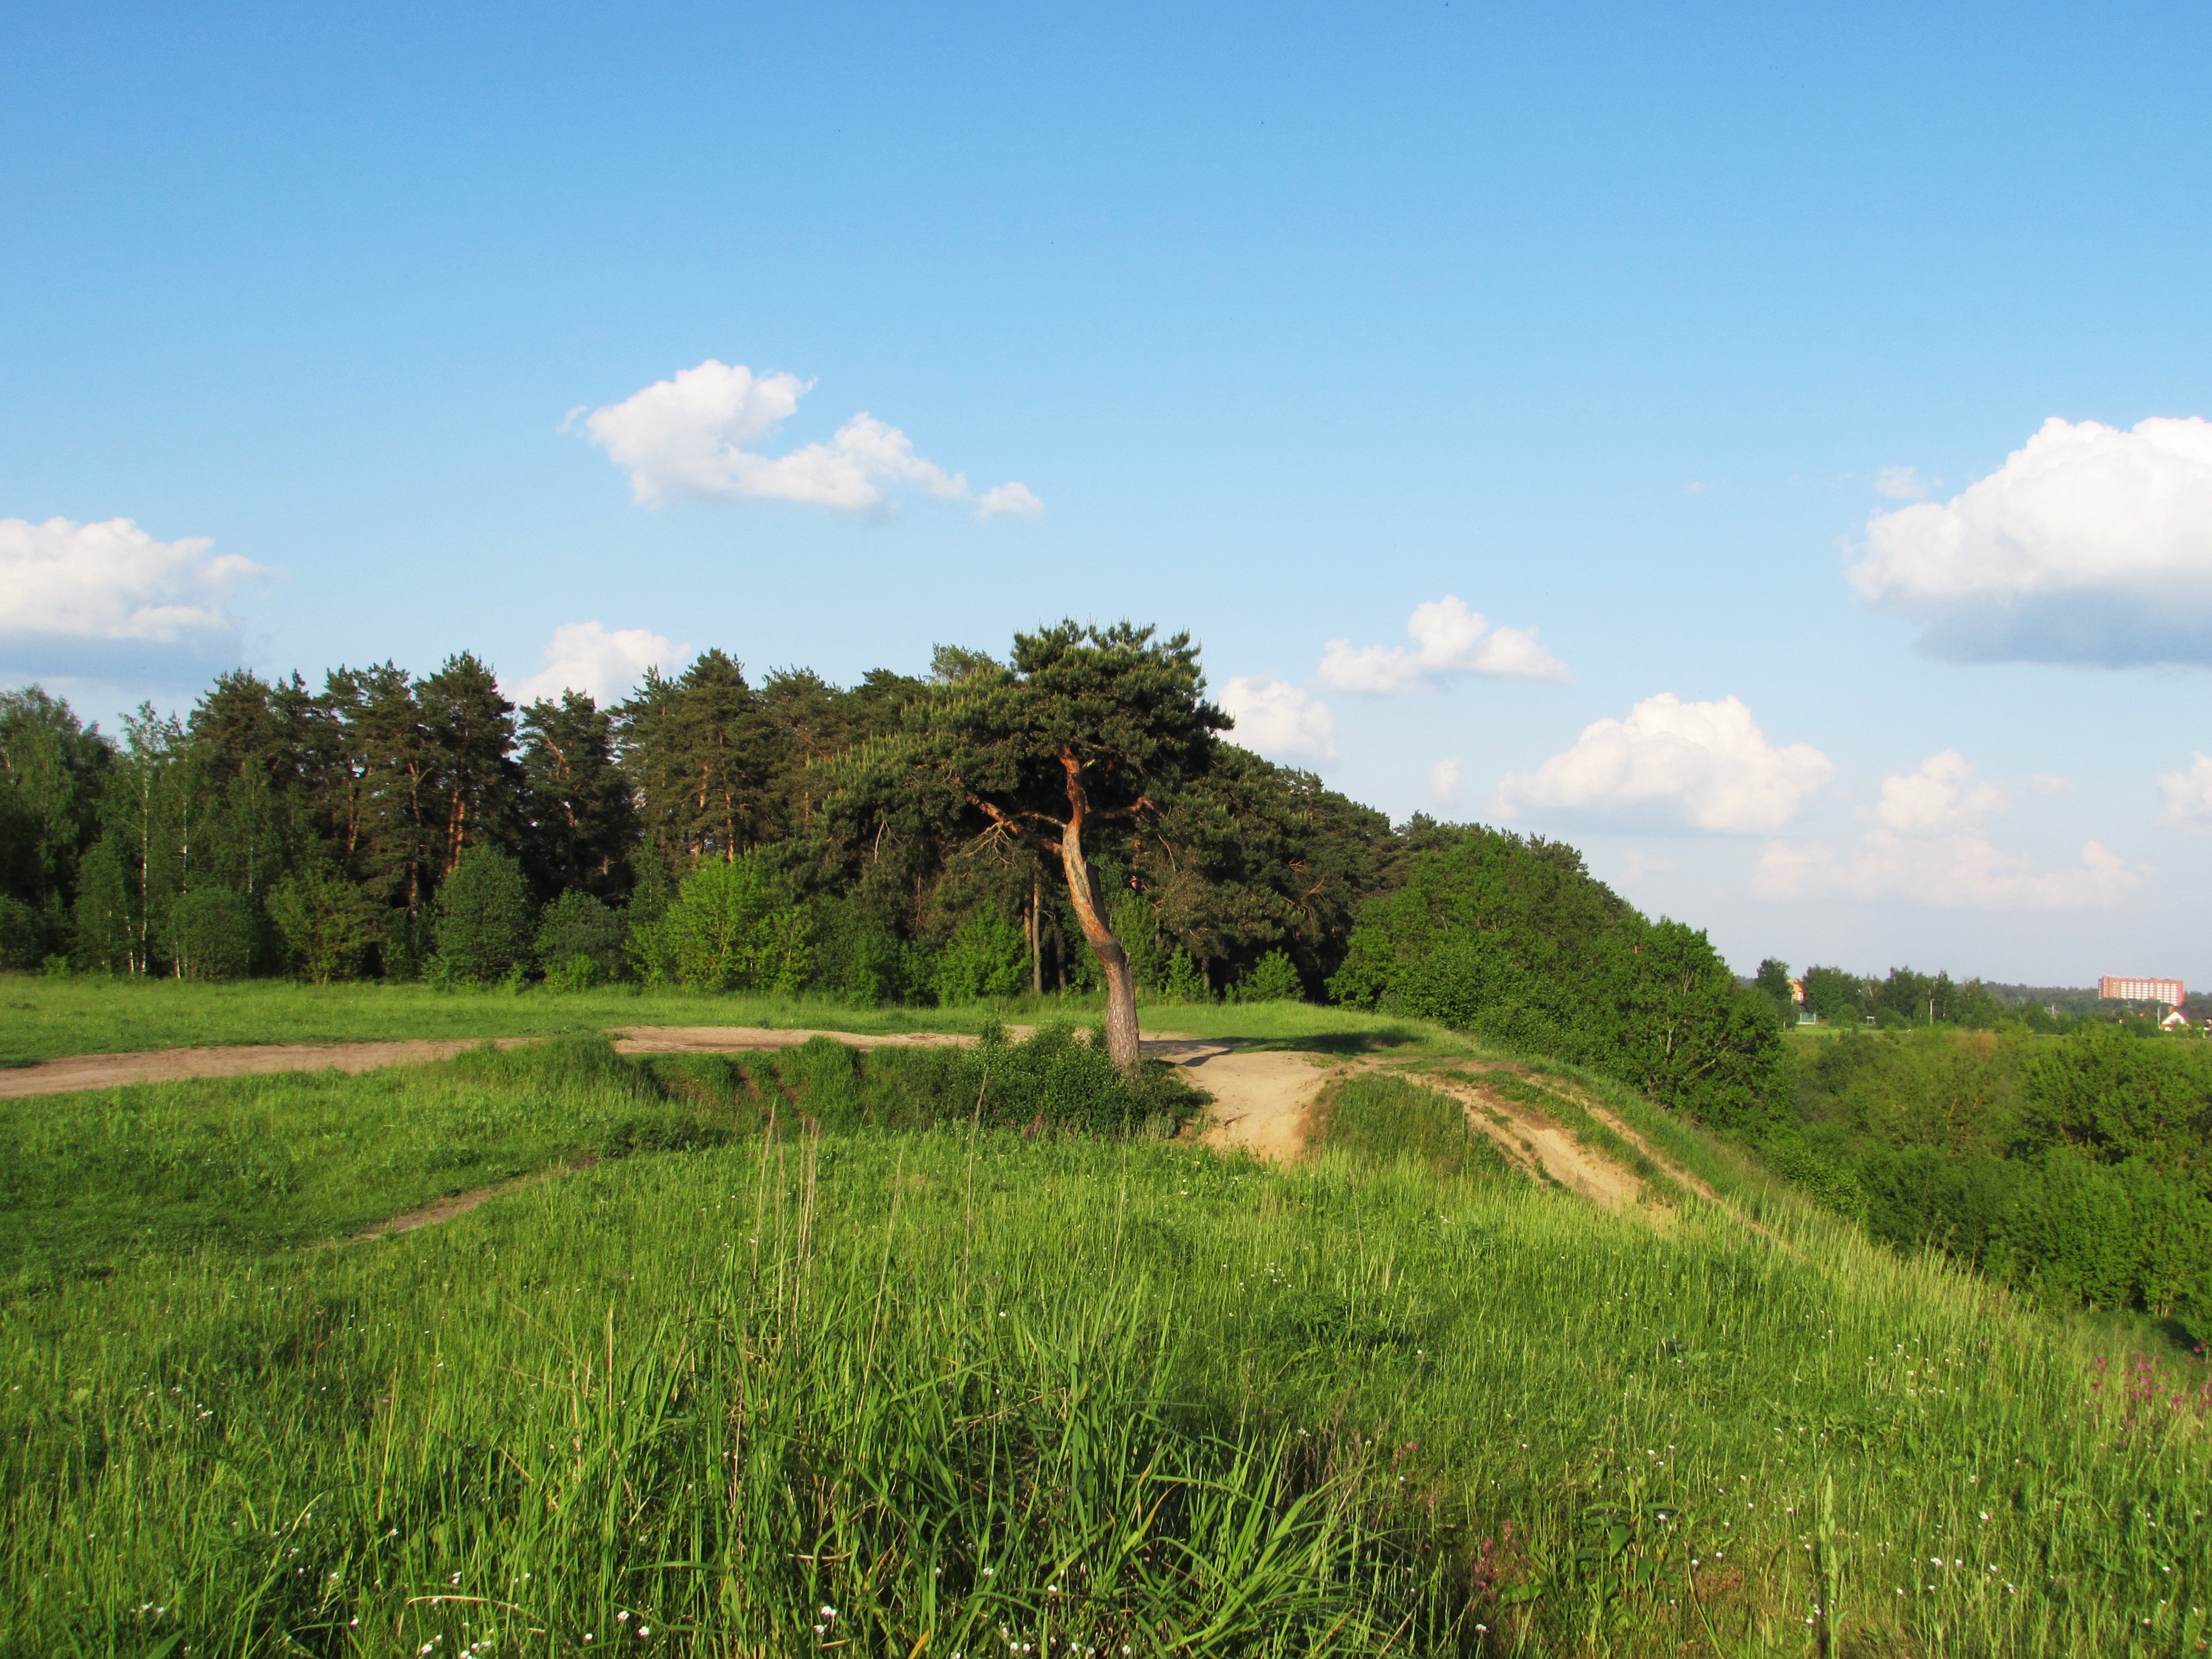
[807,896,915,1004]
[932,911,1029,1005]
[269,861,381,983]
[534,889,627,982]
[434,846,534,984]
[635,856,811,993]
[1241,949,1302,1002]
[165,886,258,981]
[1155,949,1212,1004]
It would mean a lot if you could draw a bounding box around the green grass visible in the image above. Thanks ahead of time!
[1311,1071,1524,1185]
[3,1041,2208,1656]
[0,975,1446,1067]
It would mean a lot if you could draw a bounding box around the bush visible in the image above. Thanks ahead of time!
[932,911,1029,1005]
[165,886,258,981]
[1241,949,1303,1003]
[807,896,915,1004]
[635,856,811,993]
[434,846,534,984]
[535,889,627,982]
[269,861,381,983]
[1155,948,1212,1004]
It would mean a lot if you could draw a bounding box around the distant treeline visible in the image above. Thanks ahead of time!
[0,650,1406,1002]
[1745,961,2195,1036]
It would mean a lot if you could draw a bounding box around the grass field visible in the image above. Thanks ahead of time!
[3,1027,2206,1656]
[0,975,1445,1067]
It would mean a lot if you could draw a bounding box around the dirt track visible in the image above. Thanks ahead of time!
[1145,1039,1347,1162]
[0,1037,544,1098]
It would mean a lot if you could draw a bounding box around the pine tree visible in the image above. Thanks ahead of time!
[519,691,637,901]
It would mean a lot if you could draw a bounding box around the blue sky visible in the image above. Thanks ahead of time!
[6,2,2210,987]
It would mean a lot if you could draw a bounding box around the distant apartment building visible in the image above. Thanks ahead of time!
[2099,975,2185,1006]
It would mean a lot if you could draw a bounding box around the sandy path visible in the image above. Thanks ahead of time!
[1422,1073,1646,1212]
[1142,1039,1348,1163]
[0,1037,543,1099]
[0,1025,1042,1098]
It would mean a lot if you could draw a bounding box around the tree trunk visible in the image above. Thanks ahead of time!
[1057,752,1140,1069]
[1029,875,1042,995]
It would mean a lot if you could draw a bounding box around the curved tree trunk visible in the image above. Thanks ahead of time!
[1058,751,1142,1070]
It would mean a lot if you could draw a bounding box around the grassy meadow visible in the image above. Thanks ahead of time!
[1,1013,2206,1657]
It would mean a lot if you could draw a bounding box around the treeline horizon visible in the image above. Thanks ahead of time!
[0,642,1425,1001]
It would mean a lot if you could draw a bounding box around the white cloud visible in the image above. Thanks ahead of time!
[1429,758,1463,806]
[1754,833,2140,911]
[583,359,1039,518]
[1866,750,2007,835]
[1497,692,1833,833]
[1318,596,1568,693]
[1219,676,1337,762]
[1756,747,2142,911]
[1874,464,1932,501]
[2157,752,2212,829]
[504,622,688,708]
[2030,773,2075,796]
[976,482,1044,519]
[0,516,262,644]
[1851,415,2212,665]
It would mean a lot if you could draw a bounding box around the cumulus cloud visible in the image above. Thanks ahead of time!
[2157,753,2212,829]
[504,622,688,708]
[2030,773,2075,797]
[1866,749,2007,835]
[1219,676,1338,762]
[1429,758,1463,806]
[584,359,1039,519]
[1496,693,1833,833]
[1317,596,1568,693]
[1756,749,2142,911]
[0,516,262,648]
[977,482,1044,519]
[1851,415,2212,665]
[1754,833,2140,911]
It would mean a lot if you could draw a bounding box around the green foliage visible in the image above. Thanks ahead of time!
[433,844,534,983]
[1773,1026,2212,1321]
[533,888,628,982]
[164,886,259,981]
[268,859,382,983]
[1332,828,1784,1126]
[931,910,1028,1004]
[0,894,50,971]
[1314,1071,1521,1182]
[805,895,916,1004]
[1155,948,1212,1004]
[637,855,811,992]
[1241,949,1304,1002]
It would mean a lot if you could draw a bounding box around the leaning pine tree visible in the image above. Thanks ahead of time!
[839,622,1225,1071]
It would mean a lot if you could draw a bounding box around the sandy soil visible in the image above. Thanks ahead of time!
[1423,1073,1648,1212]
[1143,1039,1349,1163]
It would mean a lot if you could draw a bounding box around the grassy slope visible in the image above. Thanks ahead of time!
[2,1040,2206,1656]
[0,974,1449,1066]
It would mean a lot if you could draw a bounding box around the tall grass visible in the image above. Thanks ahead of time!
[2,1042,2206,1655]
